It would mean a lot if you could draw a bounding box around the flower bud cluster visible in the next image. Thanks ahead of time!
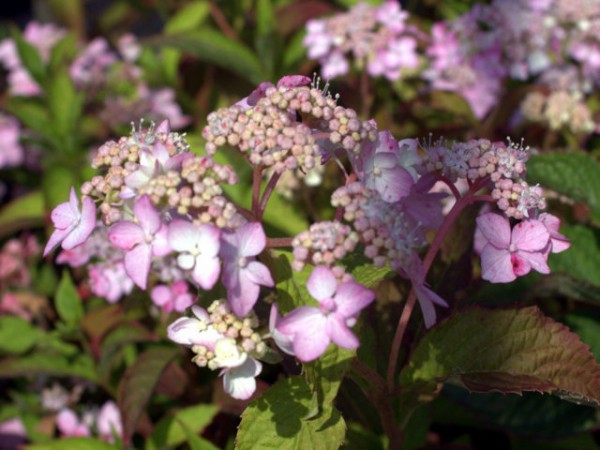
[291,221,358,271]
[521,90,595,134]
[422,137,546,219]
[332,182,426,270]
[203,83,376,173]
[190,299,267,369]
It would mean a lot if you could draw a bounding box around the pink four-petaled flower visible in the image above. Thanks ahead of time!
[107,195,170,289]
[220,223,274,317]
[276,265,375,362]
[168,220,221,290]
[477,212,551,283]
[43,187,96,257]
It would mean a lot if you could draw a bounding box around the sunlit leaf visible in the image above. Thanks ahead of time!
[148,30,266,84]
[236,376,346,450]
[401,306,600,407]
[145,404,219,450]
[0,316,43,355]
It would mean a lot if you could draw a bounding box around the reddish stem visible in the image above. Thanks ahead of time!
[266,237,293,248]
[258,171,282,219]
[251,166,262,217]
[385,190,495,391]
[208,1,239,41]
[438,175,461,201]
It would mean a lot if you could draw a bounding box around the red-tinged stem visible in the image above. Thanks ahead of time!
[438,175,462,201]
[208,1,239,41]
[258,171,282,219]
[251,166,262,217]
[235,204,255,222]
[266,237,293,248]
[352,359,403,449]
[385,191,495,391]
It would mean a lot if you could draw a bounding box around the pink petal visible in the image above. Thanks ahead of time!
[152,142,170,165]
[306,265,337,301]
[125,169,151,189]
[192,255,220,290]
[56,409,80,435]
[134,195,161,235]
[375,165,414,202]
[277,306,323,335]
[245,261,274,287]
[173,293,194,312]
[152,225,171,256]
[476,213,511,249]
[62,198,96,249]
[236,222,266,257]
[168,220,198,252]
[326,315,359,349]
[517,250,550,275]
[124,243,152,289]
[277,75,311,88]
[156,119,170,134]
[51,196,77,229]
[480,244,515,283]
[415,286,437,329]
[511,220,550,252]
[227,269,260,317]
[511,253,532,277]
[197,224,221,257]
[293,326,329,362]
[222,357,262,400]
[108,221,144,250]
[43,227,71,257]
[151,285,171,307]
[334,281,375,318]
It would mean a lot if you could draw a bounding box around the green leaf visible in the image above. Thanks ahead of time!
[565,313,600,363]
[55,271,83,326]
[4,98,54,139]
[165,1,210,34]
[236,376,346,450]
[42,165,78,209]
[145,404,218,450]
[272,250,313,313]
[305,346,354,408]
[148,30,266,84]
[99,324,154,379]
[49,34,78,71]
[118,346,178,444]
[26,437,115,450]
[400,306,600,407]
[47,68,83,139]
[548,225,600,287]
[0,316,43,354]
[0,191,44,238]
[0,353,97,382]
[178,419,220,450]
[11,28,46,86]
[527,152,600,222]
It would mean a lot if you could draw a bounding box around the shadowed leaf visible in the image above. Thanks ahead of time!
[117,346,178,444]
